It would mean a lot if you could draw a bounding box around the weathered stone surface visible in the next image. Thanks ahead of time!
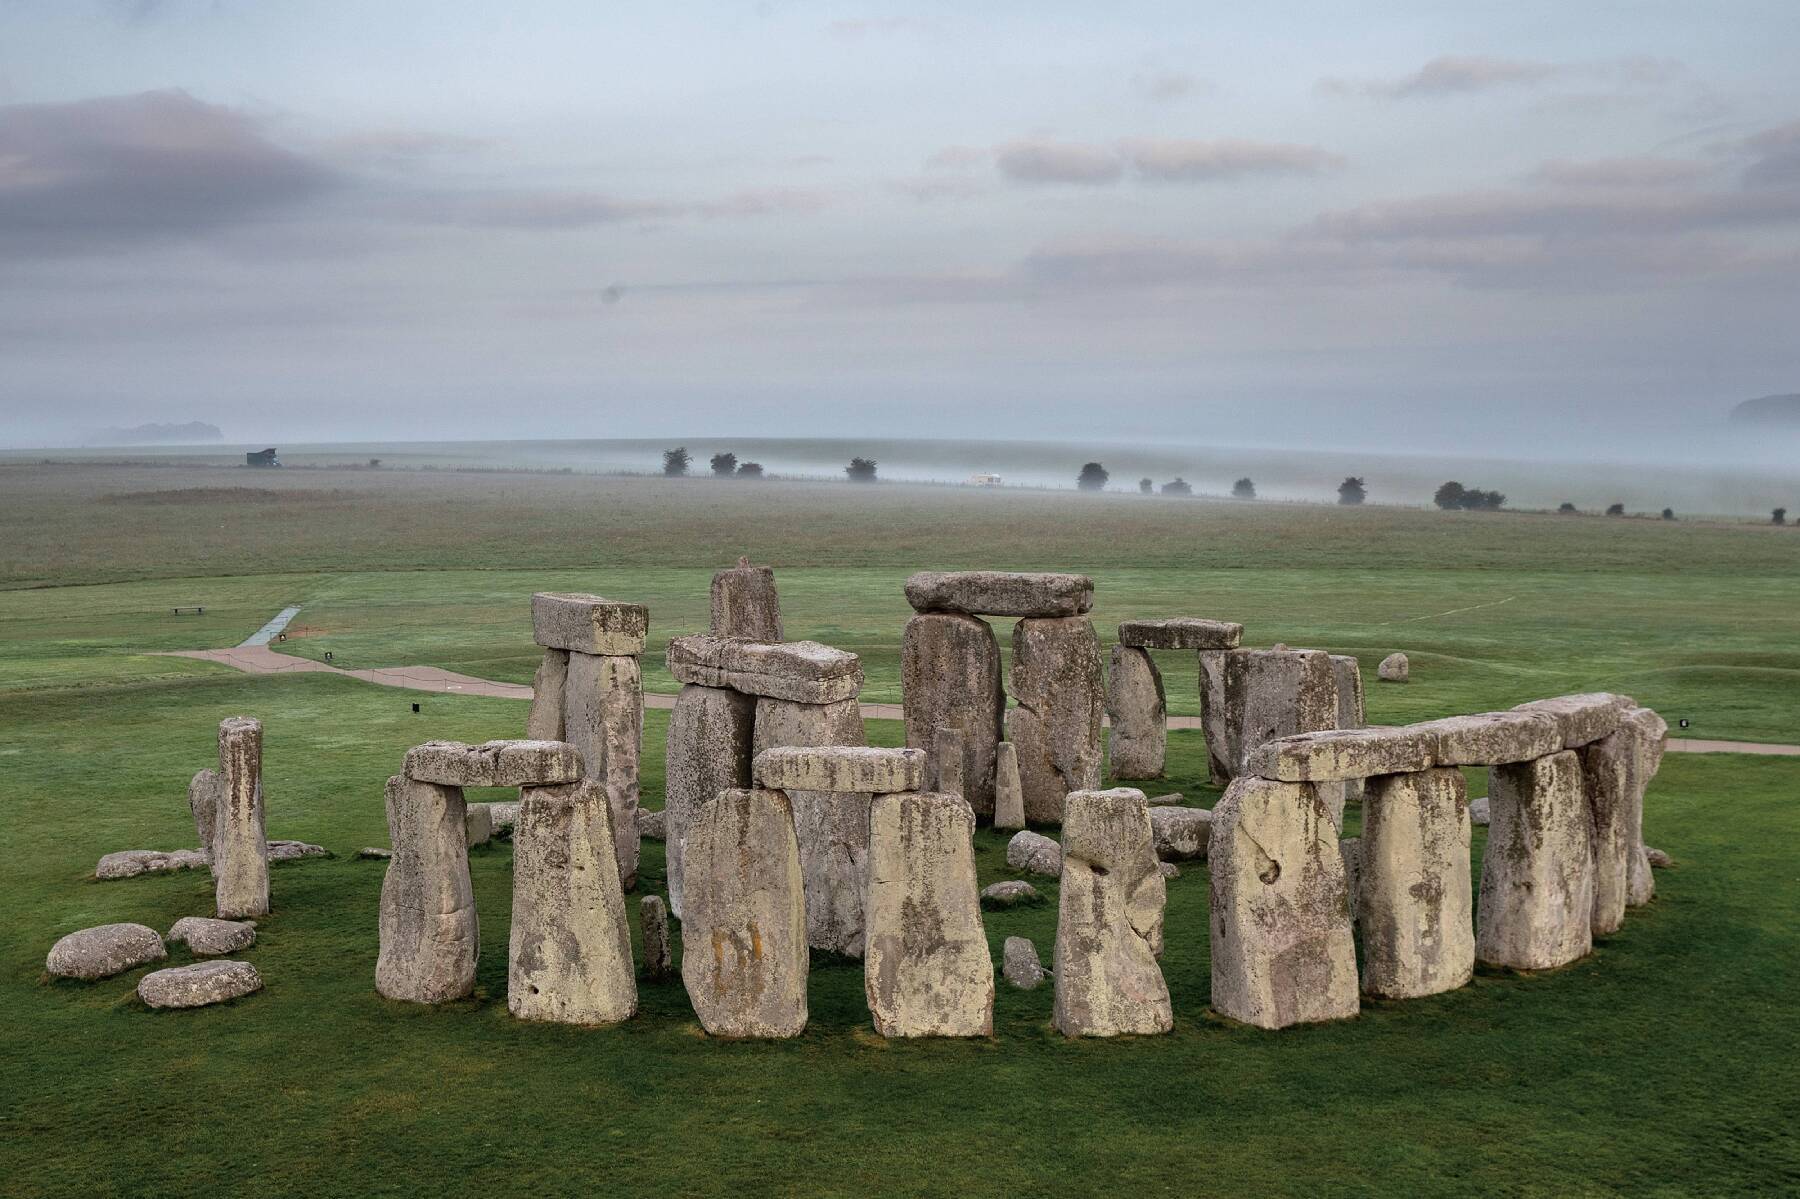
[901,613,1004,815]
[664,684,756,919]
[1339,837,1362,923]
[96,849,209,880]
[1477,752,1594,970]
[525,648,568,740]
[563,651,643,888]
[1148,805,1211,861]
[865,791,994,1038]
[167,916,256,956]
[1512,693,1635,750]
[637,808,665,840]
[1358,768,1474,998]
[188,768,222,864]
[992,741,1025,831]
[509,780,636,1025]
[680,789,808,1037]
[1378,652,1409,683]
[1008,616,1104,823]
[215,716,268,920]
[403,739,583,789]
[1412,711,1563,767]
[1624,707,1668,906]
[1003,937,1047,989]
[1579,729,1635,937]
[1053,789,1170,1036]
[1469,796,1490,826]
[980,880,1041,908]
[667,635,864,704]
[1208,777,1359,1029]
[1159,861,1181,879]
[1249,726,1435,783]
[376,775,478,1004]
[904,570,1093,618]
[753,746,925,794]
[138,960,262,1009]
[1107,645,1166,780]
[710,557,783,641]
[1198,648,1339,785]
[465,802,493,847]
[46,923,166,980]
[488,801,519,837]
[640,894,673,980]
[1006,830,1062,876]
[929,725,966,797]
[1116,617,1243,651]
[1145,792,1184,806]
[1646,846,1672,868]
[1331,655,1367,806]
[531,591,648,656]
[359,846,392,860]
[267,839,327,861]
[754,696,870,957]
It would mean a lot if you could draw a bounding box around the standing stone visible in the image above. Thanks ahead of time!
[1358,768,1474,998]
[864,792,994,1038]
[1338,837,1362,923]
[465,802,493,847]
[754,696,870,956]
[1378,653,1409,683]
[1208,776,1358,1029]
[680,789,808,1038]
[710,557,783,641]
[992,742,1025,831]
[641,895,673,981]
[902,612,1004,816]
[214,717,269,920]
[1008,616,1104,824]
[188,768,222,866]
[1477,751,1594,971]
[1053,790,1171,1037]
[376,775,478,1004]
[526,648,569,740]
[930,725,965,798]
[509,780,636,1025]
[1331,654,1366,805]
[1580,731,1634,937]
[563,651,643,889]
[1623,707,1668,907]
[664,684,756,919]
[1107,645,1166,780]
[1198,648,1338,786]
[1003,937,1047,989]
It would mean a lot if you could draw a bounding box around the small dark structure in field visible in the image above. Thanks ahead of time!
[245,448,280,468]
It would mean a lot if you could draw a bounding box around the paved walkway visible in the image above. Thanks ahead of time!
[239,606,303,647]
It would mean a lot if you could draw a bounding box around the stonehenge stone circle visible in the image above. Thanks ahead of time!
[1007,615,1104,823]
[753,745,925,794]
[562,650,644,888]
[930,724,966,798]
[1003,937,1048,990]
[1116,618,1243,651]
[137,960,263,1009]
[864,791,994,1038]
[903,570,1093,618]
[509,779,637,1025]
[640,894,673,981]
[1357,768,1474,998]
[901,612,1004,815]
[1377,652,1409,683]
[376,774,479,1004]
[403,739,583,788]
[680,788,809,1038]
[1477,751,1595,971]
[664,684,756,918]
[531,592,649,657]
[526,648,568,741]
[668,635,864,705]
[992,741,1025,831]
[1106,644,1166,780]
[166,916,256,957]
[711,557,783,641]
[46,923,167,981]
[1208,776,1358,1029]
[1006,830,1062,876]
[1053,789,1172,1037]
[215,716,269,920]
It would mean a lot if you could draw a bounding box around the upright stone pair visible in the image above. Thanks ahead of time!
[902,571,1100,824]
[187,716,269,920]
[1107,619,1244,780]
[1053,789,1171,1037]
[1200,647,1345,825]
[525,592,648,889]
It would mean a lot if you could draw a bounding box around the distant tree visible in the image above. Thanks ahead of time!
[1434,481,1467,510]
[1466,489,1506,511]
[1606,502,1626,517]
[662,446,690,477]
[1077,462,1109,491]
[710,451,738,478]
[1138,477,1153,495]
[1161,478,1193,496]
[1337,476,1366,506]
[1662,507,1676,521]
[1774,508,1788,526]
[1558,502,1578,514]
[368,458,382,469]
[1232,476,1256,500]
[846,457,878,483]
[737,461,764,479]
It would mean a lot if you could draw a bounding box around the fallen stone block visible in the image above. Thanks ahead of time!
[992,741,1025,831]
[667,635,864,704]
[664,684,756,919]
[1145,793,1183,806]
[1003,937,1048,990]
[47,923,166,981]
[358,847,392,860]
[904,570,1093,618]
[531,592,649,656]
[1107,645,1166,780]
[96,849,210,880]
[1378,652,1409,683]
[1008,616,1104,823]
[166,916,256,957]
[266,840,328,861]
[1512,693,1635,750]
[1477,751,1594,971]
[138,960,263,1009]
[403,739,583,789]
[1116,617,1243,651]
[1412,711,1563,767]
[902,613,1004,815]
[980,880,1041,908]
[1148,805,1211,861]
[1358,768,1473,999]
[1053,788,1170,1036]
[1248,725,1435,783]
[711,557,783,641]
[752,746,925,794]
[1006,830,1062,876]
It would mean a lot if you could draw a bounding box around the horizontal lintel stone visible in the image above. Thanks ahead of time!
[531,592,649,655]
[1511,693,1636,750]
[403,739,583,788]
[1411,711,1563,766]
[903,571,1093,618]
[752,746,926,794]
[1117,618,1244,651]
[666,635,863,704]
[1248,725,1435,783]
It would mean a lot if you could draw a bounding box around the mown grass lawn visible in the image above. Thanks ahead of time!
[2,668,1797,1197]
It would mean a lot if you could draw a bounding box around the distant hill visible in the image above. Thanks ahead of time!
[85,421,223,445]
[1728,394,1800,426]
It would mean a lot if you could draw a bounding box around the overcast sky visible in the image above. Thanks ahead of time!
[3,1,1798,455]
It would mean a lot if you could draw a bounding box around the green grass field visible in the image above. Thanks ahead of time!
[2,460,1798,1195]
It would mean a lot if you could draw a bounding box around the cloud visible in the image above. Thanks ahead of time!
[993,139,1123,185]
[1743,120,1800,189]
[321,128,491,170]
[1308,187,1800,241]
[1122,138,1344,181]
[1322,55,1561,98]
[1531,157,1708,189]
[0,89,334,256]
[693,187,830,218]
[455,191,679,229]
[924,145,988,171]
[1135,71,1207,102]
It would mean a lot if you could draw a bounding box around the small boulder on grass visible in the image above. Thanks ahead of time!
[1005,831,1061,877]
[1646,846,1672,868]
[46,923,166,981]
[1378,653,1409,683]
[166,917,256,957]
[980,880,1042,910]
[1002,937,1048,990]
[138,960,263,1009]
